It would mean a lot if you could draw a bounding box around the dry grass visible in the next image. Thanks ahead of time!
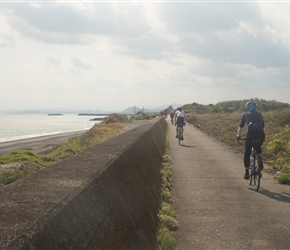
[187,110,289,160]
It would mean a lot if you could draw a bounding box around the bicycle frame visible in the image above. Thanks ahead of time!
[177,126,183,145]
[237,137,262,191]
[249,140,262,191]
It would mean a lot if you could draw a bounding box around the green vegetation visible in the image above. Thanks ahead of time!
[132,111,150,120]
[183,98,290,114]
[0,114,129,187]
[184,98,290,184]
[267,125,290,183]
[0,168,31,188]
[277,173,290,184]
[157,131,178,250]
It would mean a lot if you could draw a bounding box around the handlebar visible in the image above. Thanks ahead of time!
[236,136,246,145]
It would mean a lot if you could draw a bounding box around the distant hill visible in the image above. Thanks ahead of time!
[119,106,158,115]
[152,103,182,111]
[183,98,290,114]
[119,104,182,115]
[0,104,182,115]
[0,109,113,115]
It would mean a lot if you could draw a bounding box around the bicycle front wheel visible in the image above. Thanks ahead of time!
[253,173,260,191]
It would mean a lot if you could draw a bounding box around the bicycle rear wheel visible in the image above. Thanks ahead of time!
[249,173,253,185]
[253,173,260,191]
[249,157,261,191]
[178,127,182,145]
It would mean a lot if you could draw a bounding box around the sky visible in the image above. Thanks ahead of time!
[1,1,290,112]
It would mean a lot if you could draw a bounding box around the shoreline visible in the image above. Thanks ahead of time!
[0,130,88,156]
[0,120,151,157]
[0,128,90,143]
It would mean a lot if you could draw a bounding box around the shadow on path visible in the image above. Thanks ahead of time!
[178,143,195,148]
[258,188,290,203]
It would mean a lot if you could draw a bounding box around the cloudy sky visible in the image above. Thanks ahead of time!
[1,1,290,112]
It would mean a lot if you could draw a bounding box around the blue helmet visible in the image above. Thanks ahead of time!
[246,101,256,112]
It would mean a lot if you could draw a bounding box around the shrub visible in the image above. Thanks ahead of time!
[267,126,290,172]
[157,227,176,250]
[277,173,290,184]
[0,169,30,186]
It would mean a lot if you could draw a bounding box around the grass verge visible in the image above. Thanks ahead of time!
[0,168,31,188]
[157,130,178,250]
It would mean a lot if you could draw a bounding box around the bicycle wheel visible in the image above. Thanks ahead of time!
[178,127,182,145]
[254,156,261,191]
[249,156,260,191]
[253,173,260,191]
[249,173,253,185]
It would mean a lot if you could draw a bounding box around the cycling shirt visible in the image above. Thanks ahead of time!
[239,111,264,133]
[175,111,186,126]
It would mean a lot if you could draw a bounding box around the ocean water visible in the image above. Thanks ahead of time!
[0,114,104,142]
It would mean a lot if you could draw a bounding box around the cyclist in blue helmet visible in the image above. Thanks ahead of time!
[236,101,265,179]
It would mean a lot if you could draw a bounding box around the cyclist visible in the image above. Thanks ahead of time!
[170,111,174,124]
[236,101,265,180]
[175,107,186,140]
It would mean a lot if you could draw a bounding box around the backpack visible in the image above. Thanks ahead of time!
[176,112,185,126]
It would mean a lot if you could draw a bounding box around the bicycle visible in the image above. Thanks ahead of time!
[237,137,263,191]
[176,123,185,145]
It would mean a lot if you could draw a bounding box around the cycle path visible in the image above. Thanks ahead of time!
[168,118,290,249]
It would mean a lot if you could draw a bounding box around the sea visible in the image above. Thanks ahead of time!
[0,114,105,143]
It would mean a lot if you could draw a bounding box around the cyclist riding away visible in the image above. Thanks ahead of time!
[170,111,174,124]
[236,101,265,180]
[175,107,186,140]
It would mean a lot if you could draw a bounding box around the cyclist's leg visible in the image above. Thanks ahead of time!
[243,133,252,179]
[256,132,265,170]
[255,132,265,154]
[180,125,184,140]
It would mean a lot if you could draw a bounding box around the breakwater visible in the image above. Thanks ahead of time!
[0,118,167,249]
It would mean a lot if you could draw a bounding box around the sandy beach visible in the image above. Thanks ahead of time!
[0,130,88,156]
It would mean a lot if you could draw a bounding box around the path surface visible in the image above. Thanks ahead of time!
[168,118,290,249]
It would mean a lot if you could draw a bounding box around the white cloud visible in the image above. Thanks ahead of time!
[44,55,62,68]
[69,56,93,72]
[0,2,290,112]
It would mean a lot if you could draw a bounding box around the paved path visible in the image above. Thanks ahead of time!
[168,118,290,249]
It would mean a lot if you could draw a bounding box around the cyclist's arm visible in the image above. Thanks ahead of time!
[174,112,178,123]
[237,127,243,138]
[237,115,245,138]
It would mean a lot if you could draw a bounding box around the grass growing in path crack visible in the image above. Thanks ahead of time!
[157,131,178,250]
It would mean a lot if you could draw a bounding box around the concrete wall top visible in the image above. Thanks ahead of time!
[0,117,167,249]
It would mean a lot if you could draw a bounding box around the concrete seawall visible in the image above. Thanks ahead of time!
[0,118,167,249]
